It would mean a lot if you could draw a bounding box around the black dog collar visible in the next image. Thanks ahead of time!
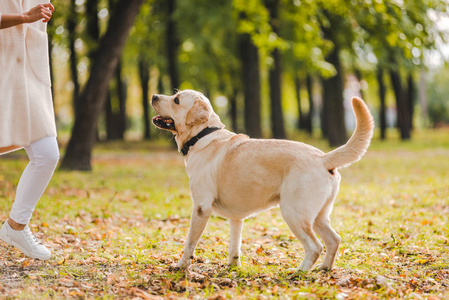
[180,127,221,156]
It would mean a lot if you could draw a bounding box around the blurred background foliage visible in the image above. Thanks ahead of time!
[43,0,448,170]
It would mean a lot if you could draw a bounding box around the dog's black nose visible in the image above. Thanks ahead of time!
[151,94,159,103]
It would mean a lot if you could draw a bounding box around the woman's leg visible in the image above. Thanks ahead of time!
[0,136,59,260]
[9,136,59,225]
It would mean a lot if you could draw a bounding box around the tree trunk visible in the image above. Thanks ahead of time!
[377,67,387,140]
[85,0,100,141]
[68,0,80,114]
[294,71,307,130]
[157,73,164,94]
[321,14,347,147]
[139,58,151,140]
[229,88,238,133]
[407,73,415,130]
[321,46,347,146]
[269,47,285,139]
[105,92,113,139]
[115,61,127,139]
[105,61,127,140]
[85,0,100,59]
[354,68,365,100]
[104,0,127,141]
[60,0,145,170]
[294,74,304,130]
[166,0,179,91]
[239,33,262,138]
[295,74,313,134]
[389,70,411,140]
[266,0,285,139]
[306,73,314,135]
[320,76,327,138]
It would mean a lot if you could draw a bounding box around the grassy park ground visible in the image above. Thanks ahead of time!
[0,129,448,299]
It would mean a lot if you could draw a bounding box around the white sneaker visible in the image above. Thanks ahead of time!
[0,221,51,260]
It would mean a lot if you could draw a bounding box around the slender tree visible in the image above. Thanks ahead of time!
[377,67,387,140]
[239,32,262,138]
[105,60,127,140]
[265,0,285,139]
[294,74,313,134]
[139,58,151,140]
[305,73,314,135]
[407,73,415,130]
[294,74,304,130]
[228,88,239,133]
[320,12,347,147]
[166,0,179,91]
[67,0,79,114]
[85,0,99,56]
[104,0,128,141]
[390,69,411,140]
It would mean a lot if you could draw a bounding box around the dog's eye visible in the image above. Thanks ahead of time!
[174,97,179,105]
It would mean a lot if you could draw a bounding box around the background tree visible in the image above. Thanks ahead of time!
[104,0,128,141]
[319,10,350,146]
[166,0,179,91]
[233,0,281,138]
[265,0,286,139]
[67,0,79,113]
[60,0,145,170]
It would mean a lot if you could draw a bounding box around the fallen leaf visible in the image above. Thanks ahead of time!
[21,260,29,268]
[57,258,66,265]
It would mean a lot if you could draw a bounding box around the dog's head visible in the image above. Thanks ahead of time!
[151,89,224,151]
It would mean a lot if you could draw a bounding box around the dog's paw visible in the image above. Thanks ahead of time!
[169,263,188,272]
[286,268,307,279]
[315,264,332,272]
[227,257,242,268]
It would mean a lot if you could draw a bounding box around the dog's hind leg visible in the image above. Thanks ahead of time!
[174,203,212,270]
[313,187,341,271]
[280,202,323,272]
[313,214,341,271]
[228,219,243,267]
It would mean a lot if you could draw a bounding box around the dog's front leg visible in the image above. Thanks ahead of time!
[228,219,243,267]
[173,203,212,270]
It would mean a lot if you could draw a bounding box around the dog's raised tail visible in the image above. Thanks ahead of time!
[323,97,374,171]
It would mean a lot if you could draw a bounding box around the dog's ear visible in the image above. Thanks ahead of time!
[186,99,210,127]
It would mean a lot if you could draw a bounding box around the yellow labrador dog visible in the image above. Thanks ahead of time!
[151,89,374,272]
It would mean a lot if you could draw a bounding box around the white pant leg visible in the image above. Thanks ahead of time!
[9,136,59,224]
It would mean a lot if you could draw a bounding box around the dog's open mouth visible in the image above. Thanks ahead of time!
[152,115,176,131]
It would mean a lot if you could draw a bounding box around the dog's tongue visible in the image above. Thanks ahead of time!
[153,115,175,129]
[153,116,173,123]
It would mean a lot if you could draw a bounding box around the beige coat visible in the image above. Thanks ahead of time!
[0,0,57,155]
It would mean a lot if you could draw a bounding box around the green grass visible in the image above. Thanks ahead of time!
[0,129,448,299]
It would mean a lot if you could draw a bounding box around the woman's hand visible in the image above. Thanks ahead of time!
[23,3,55,23]
[0,3,55,29]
